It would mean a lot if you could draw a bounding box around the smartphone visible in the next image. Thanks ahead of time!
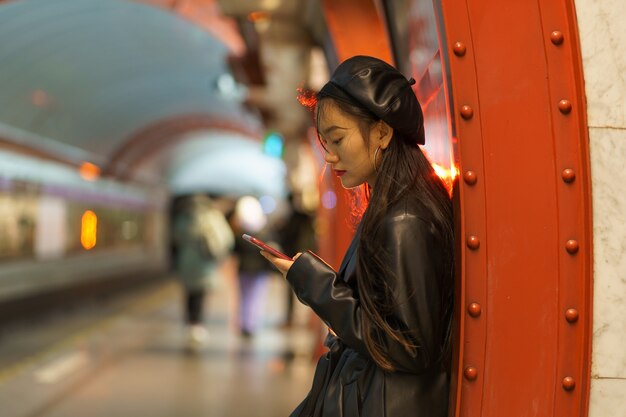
[242,234,292,260]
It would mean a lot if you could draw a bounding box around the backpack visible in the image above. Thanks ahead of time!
[196,208,234,261]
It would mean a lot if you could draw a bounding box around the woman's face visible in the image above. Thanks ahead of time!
[317,100,387,189]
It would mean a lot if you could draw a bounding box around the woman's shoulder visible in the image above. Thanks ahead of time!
[384,196,434,226]
[377,197,447,263]
[378,197,437,240]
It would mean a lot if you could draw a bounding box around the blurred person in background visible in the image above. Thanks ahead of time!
[260,56,454,417]
[229,196,277,338]
[276,192,316,328]
[171,194,234,350]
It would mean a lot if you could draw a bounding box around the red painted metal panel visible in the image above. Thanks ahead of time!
[436,0,593,416]
[466,2,561,414]
[435,2,487,416]
[538,1,593,416]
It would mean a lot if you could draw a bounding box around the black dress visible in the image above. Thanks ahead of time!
[286,197,451,417]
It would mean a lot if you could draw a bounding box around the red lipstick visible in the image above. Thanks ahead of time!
[333,169,346,177]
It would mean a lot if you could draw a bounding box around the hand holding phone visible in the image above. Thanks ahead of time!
[242,234,292,260]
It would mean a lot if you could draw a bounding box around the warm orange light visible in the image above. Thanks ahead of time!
[79,162,101,181]
[432,163,459,196]
[297,85,317,111]
[81,210,97,250]
[247,11,270,22]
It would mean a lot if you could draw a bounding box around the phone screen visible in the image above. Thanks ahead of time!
[242,234,292,260]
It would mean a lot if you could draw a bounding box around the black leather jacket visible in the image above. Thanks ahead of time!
[287,197,451,417]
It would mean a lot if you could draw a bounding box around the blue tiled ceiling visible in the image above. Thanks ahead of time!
[0,0,258,161]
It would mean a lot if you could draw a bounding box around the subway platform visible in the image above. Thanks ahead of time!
[0,272,317,417]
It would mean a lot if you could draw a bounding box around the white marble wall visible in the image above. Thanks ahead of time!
[574,0,626,416]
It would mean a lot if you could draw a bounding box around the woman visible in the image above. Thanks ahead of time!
[262,55,454,417]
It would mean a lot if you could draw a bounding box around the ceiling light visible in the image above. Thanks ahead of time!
[260,0,281,10]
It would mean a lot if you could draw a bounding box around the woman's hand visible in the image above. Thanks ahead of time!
[260,251,301,278]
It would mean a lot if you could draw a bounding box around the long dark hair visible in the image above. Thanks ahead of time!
[316,95,454,372]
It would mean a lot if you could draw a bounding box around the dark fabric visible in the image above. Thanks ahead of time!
[185,289,205,324]
[319,55,425,145]
[277,205,316,324]
[233,232,276,274]
[286,197,450,417]
[277,208,316,257]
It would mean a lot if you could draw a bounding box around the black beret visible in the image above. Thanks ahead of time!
[319,55,425,145]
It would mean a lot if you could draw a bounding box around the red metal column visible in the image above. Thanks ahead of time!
[436,3,487,416]
[538,1,593,415]
[437,0,592,416]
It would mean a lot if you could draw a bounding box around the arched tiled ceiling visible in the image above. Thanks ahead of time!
[103,113,262,179]
[0,0,261,168]
[164,132,287,198]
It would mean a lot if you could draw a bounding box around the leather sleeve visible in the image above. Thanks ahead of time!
[286,214,443,373]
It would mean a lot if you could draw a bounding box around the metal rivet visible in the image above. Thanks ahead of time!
[467,236,480,250]
[562,376,576,391]
[453,42,467,57]
[464,171,477,185]
[565,240,579,254]
[550,31,564,45]
[558,100,572,114]
[565,308,579,323]
[468,303,482,317]
[464,366,478,381]
[562,169,576,183]
[460,105,474,120]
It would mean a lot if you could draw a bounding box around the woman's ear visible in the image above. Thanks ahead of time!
[378,121,393,150]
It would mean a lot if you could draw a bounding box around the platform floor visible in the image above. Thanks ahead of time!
[0,271,318,417]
